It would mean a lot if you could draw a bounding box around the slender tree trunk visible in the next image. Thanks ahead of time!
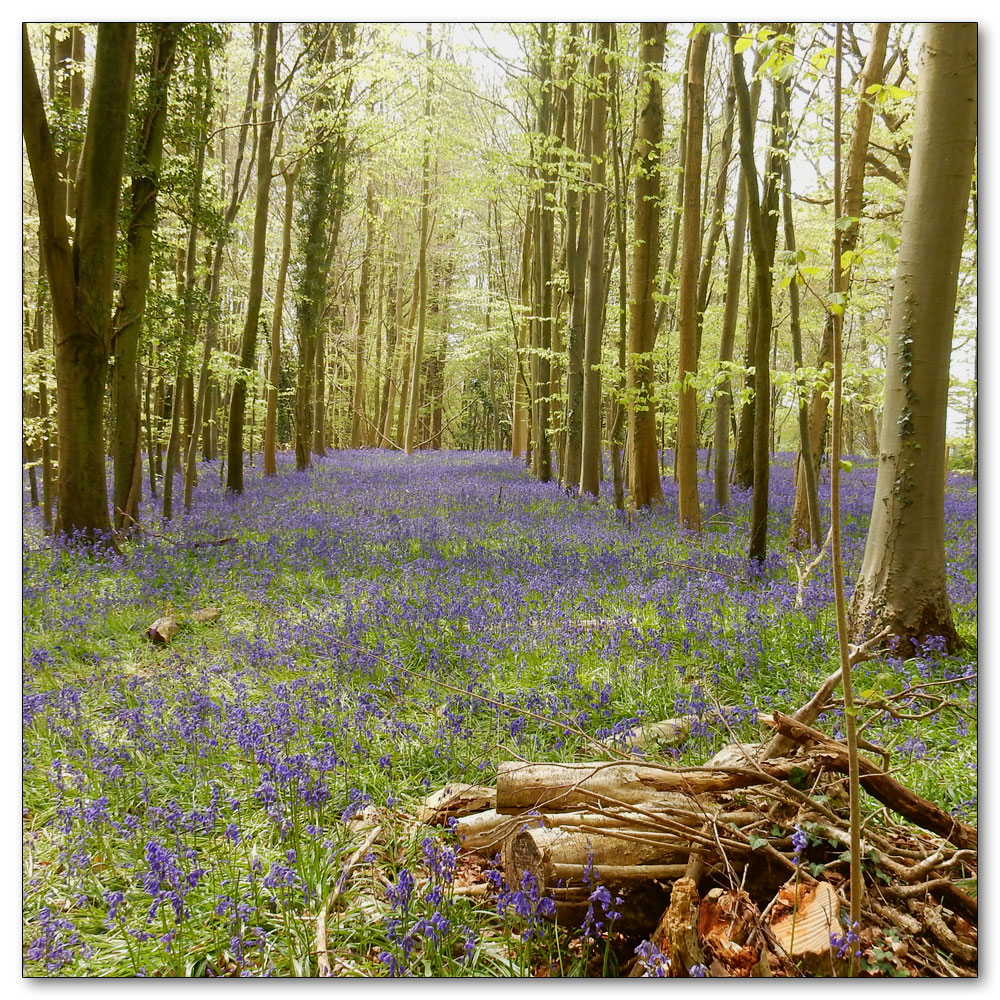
[580,22,611,497]
[607,24,629,511]
[676,28,708,528]
[264,164,297,476]
[163,51,209,520]
[626,23,665,510]
[792,22,890,541]
[511,204,534,459]
[713,67,760,508]
[294,26,345,470]
[849,22,975,653]
[144,354,157,498]
[730,23,784,563]
[405,25,434,454]
[226,23,277,492]
[563,26,590,490]
[695,64,736,363]
[313,309,328,456]
[352,180,377,447]
[112,23,178,532]
[780,112,823,549]
[653,39,691,341]
[395,265,420,447]
[533,23,555,481]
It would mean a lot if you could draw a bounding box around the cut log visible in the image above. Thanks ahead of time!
[495,758,807,813]
[452,809,519,853]
[768,879,846,976]
[501,825,688,898]
[417,783,496,824]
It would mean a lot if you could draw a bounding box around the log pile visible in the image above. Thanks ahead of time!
[419,695,977,976]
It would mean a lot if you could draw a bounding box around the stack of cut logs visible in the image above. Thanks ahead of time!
[417,690,977,976]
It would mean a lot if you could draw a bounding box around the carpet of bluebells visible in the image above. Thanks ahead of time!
[22,450,977,976]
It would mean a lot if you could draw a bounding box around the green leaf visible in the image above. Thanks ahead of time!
[748,833,768,851]
[734,35,753,54]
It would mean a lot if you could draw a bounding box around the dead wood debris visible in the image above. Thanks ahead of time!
[415,711,977,977]
[146,607,220,644]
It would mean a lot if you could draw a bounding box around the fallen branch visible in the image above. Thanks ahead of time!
[768,711,977,851]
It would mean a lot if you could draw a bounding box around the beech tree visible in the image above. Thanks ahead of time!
[226,22,278,493]
[674,26,707,528]
[23,23,136,540]
[849,22,977,652]
[111,24,178,532]
[579,22,611,498]
[626,22,666,510]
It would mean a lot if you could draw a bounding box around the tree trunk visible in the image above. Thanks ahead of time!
[627,23,666,510]
[264,164,297,476]
[653,40,690,342]
[112,23,178,532]
[511,202,534,460]
[696,64,736,363]
[714,65,761,509]
[23,23,136,542]
[675,28,708,528]
[294,27,343,471]
[730,24,785,564]
[163,51,209,520]
[779,88,823,550]
[849,23,976,653]
[405,25,434,455]
[563,28,590,490]
[580,22,611,498]
[352,180,378,447]
[226,23,276,492]
[378,242,404,446]
[792,23,890,542]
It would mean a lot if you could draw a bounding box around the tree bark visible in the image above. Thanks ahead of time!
[562,26,590,490]
[351,180,378,447]
[226,23,277,492]
[23,23,136,541]
[849,23,976,653]
[405,25,434,455]
[532,24,555,482]
[779,89,823,551]
[730,24,785,563]
[626,23,666,510]
[714,65,761,509]
[112,23,178,532]
[264,164,297,476]
[675,28,708,528]
[579,22,611,498]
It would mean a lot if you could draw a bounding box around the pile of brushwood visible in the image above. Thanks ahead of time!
[413,653,977,978]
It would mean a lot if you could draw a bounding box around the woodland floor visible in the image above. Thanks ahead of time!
[22,450,977,976]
